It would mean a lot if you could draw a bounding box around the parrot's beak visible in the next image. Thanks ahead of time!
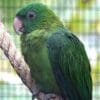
[13,17,24,35]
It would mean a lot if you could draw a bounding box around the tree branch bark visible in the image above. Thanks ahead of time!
[0,21,39,94]
[0,21,62,100]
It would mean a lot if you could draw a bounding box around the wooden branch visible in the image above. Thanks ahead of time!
[0,21,39,94]
[0,21,62,100]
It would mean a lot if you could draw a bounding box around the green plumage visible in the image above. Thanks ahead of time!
[14,3,92,100]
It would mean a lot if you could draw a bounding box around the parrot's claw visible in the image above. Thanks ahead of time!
[44,93,57,100]
[32,92,41,100]
[32,95,36,100]
[32,92,62,100]
[38,93,62,100]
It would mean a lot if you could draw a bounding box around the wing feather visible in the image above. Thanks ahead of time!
[47,30,92,100]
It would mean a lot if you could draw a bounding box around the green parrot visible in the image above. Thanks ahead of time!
[13,3,92,100]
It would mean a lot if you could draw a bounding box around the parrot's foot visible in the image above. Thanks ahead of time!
[32,95,37,100]
[32,91,40,100]
[33,92,62,100]
[43,93,62,100]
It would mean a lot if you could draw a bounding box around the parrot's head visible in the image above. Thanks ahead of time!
[13,3,63,35]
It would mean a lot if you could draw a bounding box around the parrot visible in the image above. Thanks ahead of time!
[13,3,92,100]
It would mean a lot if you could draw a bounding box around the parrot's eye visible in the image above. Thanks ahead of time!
[27,11,36,20]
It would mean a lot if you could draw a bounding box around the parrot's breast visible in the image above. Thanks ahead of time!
[21,36,60,94]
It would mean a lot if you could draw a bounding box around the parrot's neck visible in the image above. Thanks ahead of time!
[21,21,64,39]
[21,21,65,50]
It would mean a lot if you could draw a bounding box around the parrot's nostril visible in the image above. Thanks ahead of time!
[19,27,24,32]
[13,17,24,34]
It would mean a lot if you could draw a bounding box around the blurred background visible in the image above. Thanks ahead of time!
[0,0,100,100]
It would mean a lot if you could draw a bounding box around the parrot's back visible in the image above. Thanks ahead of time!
[21,28,92,100]
[47,29,92,100]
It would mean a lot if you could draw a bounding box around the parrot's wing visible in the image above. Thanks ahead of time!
[47,30,92,100]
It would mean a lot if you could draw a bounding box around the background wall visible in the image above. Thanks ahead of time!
[0,0,100,100]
